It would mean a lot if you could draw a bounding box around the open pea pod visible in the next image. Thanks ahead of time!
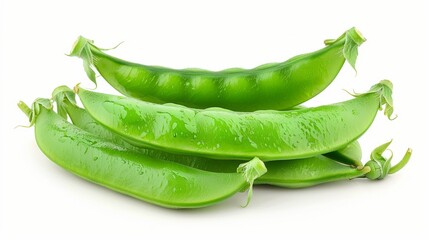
[18,99,267,209]
[69,27,365,111]
[74,80,395,161]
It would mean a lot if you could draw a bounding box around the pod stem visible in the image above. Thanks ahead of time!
[69,36,123,86]
[51,85,77,119]
[346,80,396,120]
[324,27,366,73]
[237,157,267,207]
[69,36,97,85]
[17,98,52,127]
[364,140,412,180]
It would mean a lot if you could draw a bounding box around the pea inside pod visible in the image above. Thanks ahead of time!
[18,99,267,208]
[69,27,365,111]
[75,80,395,161]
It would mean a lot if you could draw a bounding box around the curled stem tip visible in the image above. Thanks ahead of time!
[98,41,124,51]
[237,157,267,207]
[388,148,412,174]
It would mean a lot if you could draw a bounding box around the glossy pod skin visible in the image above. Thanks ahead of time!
[257,156,368,188]
[76,80,395,161]
[70,28,365,111]
[53,87,368,188]
[18,99,267,208]
[53,85,363,167]
[52,88,410,188]
[63,105,369,188]
[68,103,367,187]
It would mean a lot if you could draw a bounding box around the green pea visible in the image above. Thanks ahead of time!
[75,80,394,161]
[187,76,220,107]
[18,99,267,208]
[155,73,186,102]
[220,75,256,105]
[69,27,365,111]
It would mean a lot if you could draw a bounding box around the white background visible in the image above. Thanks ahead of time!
[1,0,428,239]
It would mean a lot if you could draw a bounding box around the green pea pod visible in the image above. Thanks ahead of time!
[52,89,369,188]
[52,88,407,188]
[49,88,410,190]
[53,85,363,167]
[261,140,411,187]
[258,156,370,188]
[69,27,365,111]
[18,99,267,208]
[75,80,394,161]
[66,105,365,187]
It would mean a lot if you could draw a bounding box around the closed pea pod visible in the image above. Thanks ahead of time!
[260,141,411,187]
[69,27,365,111]
[52,88,410,188]
[18,99,267,208]
[53,85,363,167]
[75,80,395,161]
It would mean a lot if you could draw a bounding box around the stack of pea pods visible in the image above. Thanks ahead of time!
[19,27,412,209]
